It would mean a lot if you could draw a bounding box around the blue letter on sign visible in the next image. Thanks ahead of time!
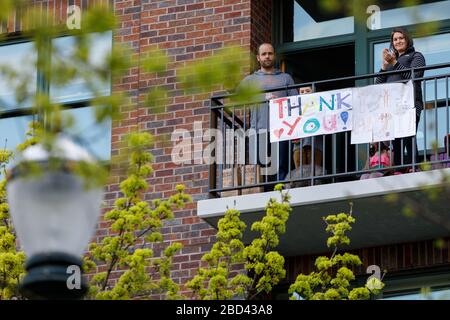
[303,118,320,134]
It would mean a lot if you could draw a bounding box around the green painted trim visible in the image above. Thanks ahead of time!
[276,34,355,54]
[354,15,369,79]
[0,37,32,47]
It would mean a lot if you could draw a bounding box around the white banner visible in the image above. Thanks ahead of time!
[351,81,415,144]
[269,89,353,142]
[269,81,415,144]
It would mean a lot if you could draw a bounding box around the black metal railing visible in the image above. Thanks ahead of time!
[209,63,450,197]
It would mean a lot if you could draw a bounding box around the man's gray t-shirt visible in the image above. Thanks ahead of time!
[239,69,298,131]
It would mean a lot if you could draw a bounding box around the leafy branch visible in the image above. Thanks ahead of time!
[84,132,191,300]
[289,202,385,300]
[187,184,291,300]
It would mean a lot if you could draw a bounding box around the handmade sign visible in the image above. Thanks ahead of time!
[269,81,415,144]
[269,89,353,142]
[351,81,415,144]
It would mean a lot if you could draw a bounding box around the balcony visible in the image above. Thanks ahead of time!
[198,63,450,256]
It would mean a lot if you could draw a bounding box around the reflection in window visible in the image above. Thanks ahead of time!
[62,106,111,161]
[374,1,450,30]
[50,31,112,103]
[0,115,34,151]
[0,42,36,111]
[0,115,35,176]
[293,1,353,42]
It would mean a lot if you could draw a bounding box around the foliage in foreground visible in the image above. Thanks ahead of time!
[83,132,191,300]
[289,203,385,300]
[0,148,25,300]
[187,184,291,300]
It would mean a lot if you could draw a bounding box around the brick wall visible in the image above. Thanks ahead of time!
[250,0,272,53]
[111,0,260,292]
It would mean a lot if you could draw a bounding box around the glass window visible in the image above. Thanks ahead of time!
[384,288,450,300]
[292,0,354,42]
[0,42,37,111]
[0,115,34,152]
[294,1,354,41]
[63,106,111,161]
[50,31,112,103]
[416,105,450,154]
[0,115,35,177]
[1,31,113,167]
[372,1,450,31]
[373,41,389,73]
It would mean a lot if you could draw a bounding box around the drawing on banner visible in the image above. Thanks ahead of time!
[373,112,394,142]
[341,111,349,130]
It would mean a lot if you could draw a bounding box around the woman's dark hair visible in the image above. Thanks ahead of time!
[390,27,414,57]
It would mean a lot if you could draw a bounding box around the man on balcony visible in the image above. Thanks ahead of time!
[239,43,298,188]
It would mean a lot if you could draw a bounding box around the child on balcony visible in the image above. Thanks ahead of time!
[360,142,392,179]
[291,86,325,187]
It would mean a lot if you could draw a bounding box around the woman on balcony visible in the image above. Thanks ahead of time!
[375,27,426,172]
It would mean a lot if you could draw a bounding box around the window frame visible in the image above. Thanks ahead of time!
[380,266,450,300]
[0,30,113,160]
[273,0,450,77]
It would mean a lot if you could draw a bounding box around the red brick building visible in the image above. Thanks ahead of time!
[2,0,450,299]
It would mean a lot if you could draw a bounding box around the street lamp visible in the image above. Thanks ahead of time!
[6,135,103,299]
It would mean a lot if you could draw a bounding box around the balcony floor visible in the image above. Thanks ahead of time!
[198,168,450,256]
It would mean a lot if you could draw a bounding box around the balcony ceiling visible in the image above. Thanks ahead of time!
[198,168,450,257]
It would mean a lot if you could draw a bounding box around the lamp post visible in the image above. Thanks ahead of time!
[6,135,103,299]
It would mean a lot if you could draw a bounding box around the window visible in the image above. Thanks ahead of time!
[0,31,112,167]
[63,106,111,161]
[0,41,36,111]
[372,0,450,31]
[0,115,35,151]
[282,0,354,43]
[380,267,450,300]
[50,31,112,103]
[384,287,450,300]
[417,106,450,154]
[292,1,354,42]
[0,115,35,178]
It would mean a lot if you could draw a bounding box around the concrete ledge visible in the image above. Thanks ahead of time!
[198,168,450,218]
[198,168,450,256]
